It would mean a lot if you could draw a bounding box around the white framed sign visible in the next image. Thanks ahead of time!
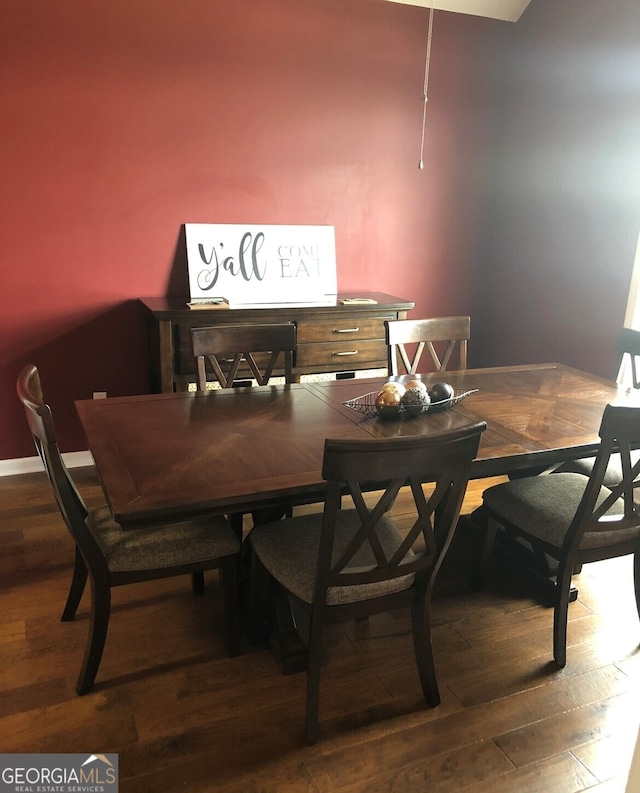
[185,223,337,307]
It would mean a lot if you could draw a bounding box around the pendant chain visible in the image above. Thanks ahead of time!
[419,3,435,170]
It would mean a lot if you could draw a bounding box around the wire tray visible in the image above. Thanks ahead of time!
[342,389,478,419]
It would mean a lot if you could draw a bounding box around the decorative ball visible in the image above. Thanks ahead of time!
[380,381,406,397]
[375,385,403,417]
[404,379,427,393]
[428,382,454,403]
[401,387,431,416]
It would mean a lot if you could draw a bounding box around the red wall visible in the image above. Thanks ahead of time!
[1,0,503,459]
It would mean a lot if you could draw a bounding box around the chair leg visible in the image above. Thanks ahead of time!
[219,556,241,657]
[411,594,440,707]
[471,516,498,590]
[76,579,111,695]
[553,557,574,668]
[305,615,325,745]
[61,546,88,621]
[633,552,640,622]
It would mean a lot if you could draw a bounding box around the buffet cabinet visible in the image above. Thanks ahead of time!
[138,294,414,392]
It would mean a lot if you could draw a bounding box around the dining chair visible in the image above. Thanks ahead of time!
[473,403,640,668]
[384,316,470,376]
[615,327,640,389]
[249,422,486,743]
[190,322,298,531]
[190,322,296,391]
[17,364,242,695]
[554,327,640,486]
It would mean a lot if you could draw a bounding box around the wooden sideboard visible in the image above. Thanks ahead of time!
[138,294,414,392]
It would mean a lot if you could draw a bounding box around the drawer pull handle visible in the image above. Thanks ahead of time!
[333,327,359,334]
[332,350,359,356]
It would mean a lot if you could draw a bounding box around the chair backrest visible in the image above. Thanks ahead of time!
[385,316,470,376]
[190,323,296,390]
[615,327,640,389]
[567,404,640,555]
[16,365,104,568]
[314,422,486,605]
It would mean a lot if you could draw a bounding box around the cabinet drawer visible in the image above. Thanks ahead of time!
[296,339,387,368]
[296,316,390,344]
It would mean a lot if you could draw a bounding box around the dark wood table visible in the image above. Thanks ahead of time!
[76,363,638,668]
[76,363,636,528]
[307,363,634,478]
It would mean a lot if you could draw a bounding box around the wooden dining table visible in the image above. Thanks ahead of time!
[76,363,638,528]
[75,362,639,671]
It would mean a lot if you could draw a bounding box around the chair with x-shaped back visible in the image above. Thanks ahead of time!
[17,364,241,695]
[474,402,640,668]
[191,322,298,531]
[554,327,640,485]
[384,316,470,376]
[191,323,296,391]
[613,327,640,389]
[249,422,486,743]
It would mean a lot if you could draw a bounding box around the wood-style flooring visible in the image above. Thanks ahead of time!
[2,466,640,792]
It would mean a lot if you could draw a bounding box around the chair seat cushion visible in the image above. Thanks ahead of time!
[555,450,640,488]
[483,472,640,550]
[250,510,416,605]
[86,506,240,573]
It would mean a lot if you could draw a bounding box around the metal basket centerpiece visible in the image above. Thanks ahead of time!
[342,388,478,419]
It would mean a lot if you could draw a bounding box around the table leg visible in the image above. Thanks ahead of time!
[462,506,578,607]
[243,512,309,675]
[266,585,309,675]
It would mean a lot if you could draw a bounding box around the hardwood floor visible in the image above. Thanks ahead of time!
[2,466,640,792]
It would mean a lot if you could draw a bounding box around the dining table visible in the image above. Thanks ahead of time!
[76,363,637,527]
[76,363,639,670]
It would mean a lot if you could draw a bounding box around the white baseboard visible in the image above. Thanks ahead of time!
[0,451,94,477]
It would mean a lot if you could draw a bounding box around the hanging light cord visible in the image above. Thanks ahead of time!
[419,2,435,170]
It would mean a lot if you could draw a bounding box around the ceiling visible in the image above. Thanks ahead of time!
[383,0,533,23]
